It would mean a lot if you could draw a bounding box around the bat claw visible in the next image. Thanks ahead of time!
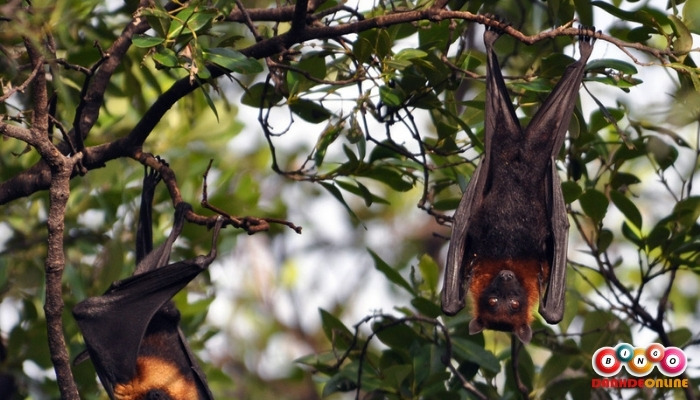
[483,14,510,35]
[577,25,596,57]
[577,25,597,44]
[144,155,169,186]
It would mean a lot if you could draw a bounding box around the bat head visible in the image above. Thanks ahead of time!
[468,259,543,343]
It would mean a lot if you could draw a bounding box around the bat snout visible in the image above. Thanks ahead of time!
[497,270,516,281]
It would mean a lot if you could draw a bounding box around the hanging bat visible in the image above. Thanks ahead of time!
[441,25,594,343]
[73,165,223,399]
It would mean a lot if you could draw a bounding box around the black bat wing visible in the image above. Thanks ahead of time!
[178,327,215,399]
[72,258,206,392]
[527,31,594,323]
[441,27,523,315]
[74,193,223,399]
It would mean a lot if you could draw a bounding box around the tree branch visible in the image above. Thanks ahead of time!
[24,35,81,400]
[0,10,685,205]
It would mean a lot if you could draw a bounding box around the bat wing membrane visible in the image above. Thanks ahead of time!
[529,35,594,323]
[72,260,204,390]
[539,162,569,323]
[442,161,485,315]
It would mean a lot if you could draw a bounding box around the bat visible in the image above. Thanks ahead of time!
[0,340,16,399]
[441,25,594,343]
[73,164,223,399]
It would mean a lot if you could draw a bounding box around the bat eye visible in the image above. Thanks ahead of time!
[509,299,520,310]
[488,297,498,307]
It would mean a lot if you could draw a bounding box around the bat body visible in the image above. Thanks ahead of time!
[441,26,594,343]
[73,166,222,399]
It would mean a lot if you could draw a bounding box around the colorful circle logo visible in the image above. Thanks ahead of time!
[592,343,687,377]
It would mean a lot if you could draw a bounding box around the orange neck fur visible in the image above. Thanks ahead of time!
[469,258,548,326]
[113,356,199,400]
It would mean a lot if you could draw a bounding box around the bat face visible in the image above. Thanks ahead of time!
[441,25,595,342]
[73,164,221,399]
[467,259,549,343]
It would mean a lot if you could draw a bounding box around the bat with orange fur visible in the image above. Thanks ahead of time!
[73,164,223,399]
[441,25,594,343]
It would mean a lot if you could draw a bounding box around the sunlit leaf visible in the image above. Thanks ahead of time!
[369,249,415,296]
[610,190,642,229]
[204,48,263,74]
[131,34,165,48]
[579,189,608,223]
[152,47,178,67]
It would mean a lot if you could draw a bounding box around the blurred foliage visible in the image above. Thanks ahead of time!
[1,0,699,399]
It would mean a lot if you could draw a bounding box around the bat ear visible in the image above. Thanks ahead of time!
[468,318,485,335]
[514,324,532,343]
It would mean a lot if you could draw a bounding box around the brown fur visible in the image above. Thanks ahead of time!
[113,356,199,400]
[469,258,549,328]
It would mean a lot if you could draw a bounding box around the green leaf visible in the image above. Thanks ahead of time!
[320,182,361,222]
[322,372,357,396]
[373,319,419,349]
[621,221,642,247]
[140,6,171,38]
[589,108,625,134]
[204,48,262,74]
[240,82,283,108]
[597,229,613,252]
[336,179,389,207]
[410,296,441,318]
[131,34,165,48]
[313,120,344,166]
[295,351,339,373]
[152,47,178,68]
[186,9,217,34]
[684,0,700,34]
[669,15,693,55]
[345,115,364,145]
[573,0,593,26]
[394,48,428,61]
[359,166,413,192]
[672,196,700,229]
[591,2,670,28]
[167,7,195,39]
[646,136,678,170]
[450,337,500,373]
[289,99,333,123]
[609,191,642,229]
[646,223,670,250]
[663,328,692,346]
[610,172,641,191]
[578,189,609,223]
[167,7,217,39]
[539,54,576,78]
[417,254,439,294]
[369,249,416,296]
[288,55,326,94]
[319,308,354,351]
[379,85,403,107]
[561,181,583,204]
[580,310,631,354]
[199,82,219,121]
[352,36,372,64]
[585,59,638,75]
